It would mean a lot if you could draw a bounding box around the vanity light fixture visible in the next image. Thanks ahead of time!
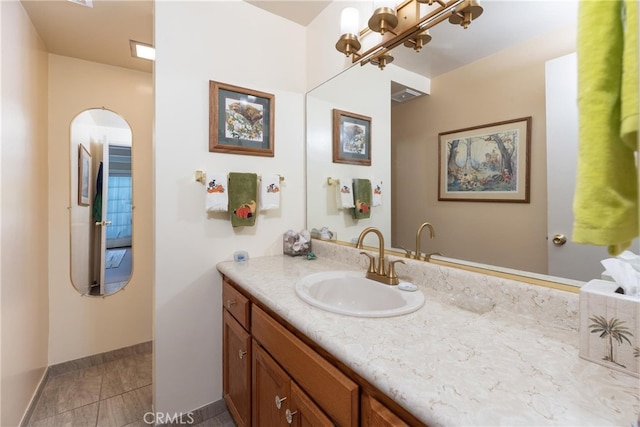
[129,40,155,61]
[335,0,483,70]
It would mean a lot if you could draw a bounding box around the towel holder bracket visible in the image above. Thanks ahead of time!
[195,170,206,185]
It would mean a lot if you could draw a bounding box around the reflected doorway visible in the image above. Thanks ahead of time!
[70,108,134,296]
[99,144,133,295]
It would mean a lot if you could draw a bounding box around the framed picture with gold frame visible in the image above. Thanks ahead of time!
[78,144,91,206]
[332,109,372,166]
[209,80,275,157]
[438,116,531,202]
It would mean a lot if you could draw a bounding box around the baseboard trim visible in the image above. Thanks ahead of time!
[48,340,152,377]
[190,399,228,424]
[19,367,49,427]
[156,399,229,426]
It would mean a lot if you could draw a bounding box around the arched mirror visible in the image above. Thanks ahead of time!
[70,108,133,296]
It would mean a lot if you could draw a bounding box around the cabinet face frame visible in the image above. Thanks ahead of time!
[361,393,411,427]
[290,382,334,427]
[252,342,291,426]
[223,310,251,426]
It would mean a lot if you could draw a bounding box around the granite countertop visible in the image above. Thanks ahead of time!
[217,252,639,426]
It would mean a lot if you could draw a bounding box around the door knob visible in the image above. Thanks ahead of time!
[552,233,567,246]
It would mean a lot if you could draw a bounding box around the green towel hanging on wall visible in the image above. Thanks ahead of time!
[573,0,639,255]
[228,172,258,227]
[352,178,372,220]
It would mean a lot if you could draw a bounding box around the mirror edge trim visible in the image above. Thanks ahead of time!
[315,238,581,294]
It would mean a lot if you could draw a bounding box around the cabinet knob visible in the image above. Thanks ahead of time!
[238,350,247,360]
[275,395,287,409]
[285,409,298,424]
[226,300,237,309]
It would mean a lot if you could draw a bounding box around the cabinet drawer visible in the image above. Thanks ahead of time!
[223,280,250,329]
[252,306,358,427]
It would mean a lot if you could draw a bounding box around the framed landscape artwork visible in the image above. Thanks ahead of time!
[438,117,531,202]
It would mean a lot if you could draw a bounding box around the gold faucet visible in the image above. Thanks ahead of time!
[415,222,435,260]
[356,227,404,285]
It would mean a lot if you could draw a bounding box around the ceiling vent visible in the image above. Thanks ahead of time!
[391,88,423,103]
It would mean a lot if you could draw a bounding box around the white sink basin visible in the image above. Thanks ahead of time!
[295,271,425,318]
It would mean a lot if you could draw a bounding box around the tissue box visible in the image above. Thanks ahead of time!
[579,280,639,377]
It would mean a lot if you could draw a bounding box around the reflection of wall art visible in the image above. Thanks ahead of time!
[438,117,531,202]
[209,80,274,157]
[332,109,371,166]
[78,144,91,206]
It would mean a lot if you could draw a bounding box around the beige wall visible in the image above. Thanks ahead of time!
[47,54,153,365]
[155,1,307,415]
[0,1,50,425]
[392,26,576,274]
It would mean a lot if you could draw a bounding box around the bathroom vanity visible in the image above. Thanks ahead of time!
[222,277,412,426]
[217,240,639,426]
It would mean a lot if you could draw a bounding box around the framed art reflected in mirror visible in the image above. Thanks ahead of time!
[78,144,91,206]
[438,116,531,203]
[332,109,372,166]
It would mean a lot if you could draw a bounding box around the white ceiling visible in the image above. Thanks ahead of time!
[20,0,154,73]
[246,0,331,26]
[19,0,578,79]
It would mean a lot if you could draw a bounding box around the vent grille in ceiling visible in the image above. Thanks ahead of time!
[391,88,423,103]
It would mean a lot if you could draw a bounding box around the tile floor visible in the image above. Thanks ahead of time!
[27,351,235,427]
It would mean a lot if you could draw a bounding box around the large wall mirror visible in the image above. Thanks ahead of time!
[306,1,638,287]
[70,108,133,296]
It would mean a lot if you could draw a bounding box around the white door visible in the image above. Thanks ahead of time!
[97,137,110,294]
[545,53,638,282]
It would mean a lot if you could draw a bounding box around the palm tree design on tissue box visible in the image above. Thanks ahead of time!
[589,315,635,368]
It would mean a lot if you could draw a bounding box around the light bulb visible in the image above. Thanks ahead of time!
[340,8,360,35]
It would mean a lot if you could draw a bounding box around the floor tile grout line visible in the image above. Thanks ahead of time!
[95,369,105,427]
[34,377,153,425]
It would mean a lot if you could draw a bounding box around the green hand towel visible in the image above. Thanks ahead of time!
[621,0,638,150]
[228,172,258,227]
[352,179,372,220]
[573,0,639,255]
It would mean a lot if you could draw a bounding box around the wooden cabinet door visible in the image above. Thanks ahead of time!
[361,393,410,427]
[252,306,358,426]
[252,342,290,427]
[288,382,334,427]
[223,311,251,427]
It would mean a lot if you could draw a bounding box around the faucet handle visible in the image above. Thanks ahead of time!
[398,246,413,258]
[359,252,377,274]
[426,252,443,260]
[387,259,405,280]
